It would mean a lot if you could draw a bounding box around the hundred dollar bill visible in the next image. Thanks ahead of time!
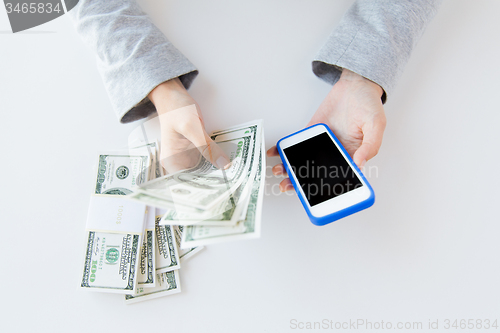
[138,206,156,287]
[128,134,254,212]
[154,140,164,179]
[181,132,266,248]
[125,270,181,304]
[125,192,199,212]
[94,152,151,196]
[157,178,249,226]
[159,120,263,226]
[173,225,204,262]
[155,212,180,273]
[149,146,156,181]
[81,196,146,294]
[212,121,263,219]
[129,142,159,182]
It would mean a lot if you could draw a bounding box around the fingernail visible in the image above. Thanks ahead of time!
[216,156,231,169]
[360,159,366,169]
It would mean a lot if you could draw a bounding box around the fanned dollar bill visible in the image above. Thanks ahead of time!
[94,152,151,196]
[128,134,254,213]
[128,142,160,182]
[81,196,146,294]
[181,130,265,248]
[173,225,204,262]
[138,206,156,287]
[153,140,164,179]
[159,120,263,226]
[125,270,181,304]
[155,211,180,273]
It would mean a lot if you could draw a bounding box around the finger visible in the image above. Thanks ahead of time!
[272,163,287,176]
[353,119,386,168]
[279,178,294,192]
[266,145,279,157]
[179,117,231,169]
[196,134,231,169]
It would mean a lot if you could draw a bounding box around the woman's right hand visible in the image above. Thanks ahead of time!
[148,78,231,174]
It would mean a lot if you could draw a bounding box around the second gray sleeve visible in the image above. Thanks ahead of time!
[312,0,442,102]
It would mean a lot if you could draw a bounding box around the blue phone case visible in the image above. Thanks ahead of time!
[277,123,375,226]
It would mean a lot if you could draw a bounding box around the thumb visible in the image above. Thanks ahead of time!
[353,122,385,169]
[182,125,231,170]
[200,135,231,170]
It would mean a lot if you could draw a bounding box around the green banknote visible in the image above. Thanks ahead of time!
[129,134,254,212]
[125,270,181,304]
[81,196,146,294]
[181,131,265,248]
[94,152,150,196]
[138,207,156,287]
[159,120,262,226]
[173,225,204,262]
[81,231,140,293]
[155,215,180,273]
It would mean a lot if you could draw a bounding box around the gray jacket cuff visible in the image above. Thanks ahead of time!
[69,0,198,123]
[312,0,442,103]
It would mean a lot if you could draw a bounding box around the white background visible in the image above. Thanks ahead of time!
[1,1,499,332]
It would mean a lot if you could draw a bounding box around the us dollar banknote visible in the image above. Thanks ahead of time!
[137,206,156,287]
[173,225,204,262]
[159,120,263,226]
[128,132,255,213]
[81,196,147,294]
[125,270,181,304]
[155,213,180,273]
[94,151,151,196]
[181,131,265,248]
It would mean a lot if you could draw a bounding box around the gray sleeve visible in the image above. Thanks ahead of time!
[69,0,198,123]
[312,0,442,103]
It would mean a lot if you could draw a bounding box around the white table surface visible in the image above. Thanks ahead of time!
[1,1,499,332]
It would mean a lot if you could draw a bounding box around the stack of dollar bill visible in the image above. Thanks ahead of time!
[81,120,265,303]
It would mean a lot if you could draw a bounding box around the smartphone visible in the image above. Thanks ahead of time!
[277,123,374,225]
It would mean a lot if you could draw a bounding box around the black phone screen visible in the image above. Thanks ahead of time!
[283,132,363,206]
